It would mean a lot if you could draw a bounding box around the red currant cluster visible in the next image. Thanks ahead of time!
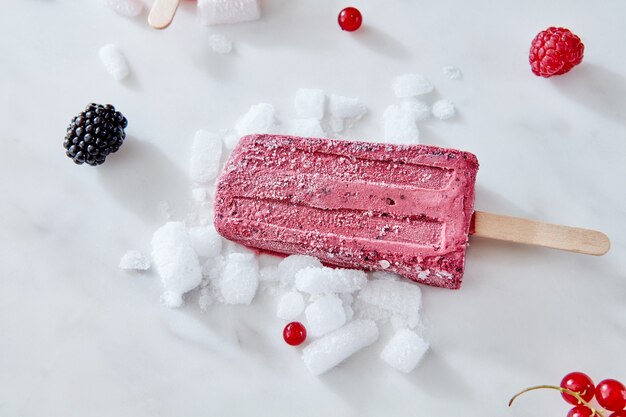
[510,372,626,417]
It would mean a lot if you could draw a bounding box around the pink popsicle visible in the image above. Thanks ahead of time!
[214,134,479,289]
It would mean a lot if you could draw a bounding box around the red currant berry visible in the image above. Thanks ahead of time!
[609,411,626,417]
[596,379,626,412]
[567,405,594,417]
[561,372,595,405]
[283,322,306,346]
[338,7,362,32]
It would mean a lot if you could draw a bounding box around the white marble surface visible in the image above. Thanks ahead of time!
[1,1,625,416]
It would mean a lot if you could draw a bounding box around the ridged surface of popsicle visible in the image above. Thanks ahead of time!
[214,134,479,289]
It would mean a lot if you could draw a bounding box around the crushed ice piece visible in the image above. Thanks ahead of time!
[276,291,305,320]
[235,103,277,136]
[392,74,434,97]
[208,34,233,54]
[295,267,367,295]
[222,130,240,149]
[202,255,225,281]
[379,260,390,269]
[151,222,202,308]
[305,294,347,337]
[188,224,222,258]
[401,98,430,122]
[432,99,455,120]
[198,285,214,311]
[282,118,325,138]
[217,253,259,304]
[198,0,260,25]
[294,88,325,120]
[259,265,279,283]
[277,255,323,288]
[370,271,401,281]
[302,319,379,375]
[191,188,213,204]
[442,65,462,80]
[356,279,422,328]
[99,44,129,81]
[119,250,150,271]
[104,0,143,17]
[189,130,223,183]
[328,94,367,119]
[382,104,419,145]
[380,329,429,373]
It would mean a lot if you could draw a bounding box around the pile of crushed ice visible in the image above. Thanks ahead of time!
[120,73,458,375]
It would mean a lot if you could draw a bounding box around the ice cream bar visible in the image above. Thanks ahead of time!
[214,134,479,289]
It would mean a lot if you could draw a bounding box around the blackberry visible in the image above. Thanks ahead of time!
[63,103,128,166]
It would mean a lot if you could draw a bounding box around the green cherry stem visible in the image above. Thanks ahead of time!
[508,385,605,417]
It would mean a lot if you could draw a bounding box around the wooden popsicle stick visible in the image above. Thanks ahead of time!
[471,211,610,256]
[148,0,181,29]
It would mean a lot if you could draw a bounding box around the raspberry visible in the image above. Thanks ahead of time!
[63,103,128,166]
[529,27,584,78]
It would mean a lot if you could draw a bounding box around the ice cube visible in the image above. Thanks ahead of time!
[188,224,222,258]
[222,130,240,149]
[277,255,323,287]
[276,291,305,320]
[151,222,202,308]
[392,74,434,97]
[295,267,367,295]
[401,98,430,122]
[305,294,347,337]
[356,279,422,328]
[282,118,326,138]
[202,255,225,281]
[189,130,223,184]
[198,0,260,26]
[380,329,429,373]
[382,104,419,145]
[99,44,129,81]
[104,0,143,17]
[328,94,367,119]
[118,250,150,271]
[217,253,259,304]
[442,65,462,80]
[432,99,455,120]
[235,103,277,136]
[208,34,233,54]
[294,88,325,120]
[259,265,279,283]
[302,320,379,375]
[198,285,214,311]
